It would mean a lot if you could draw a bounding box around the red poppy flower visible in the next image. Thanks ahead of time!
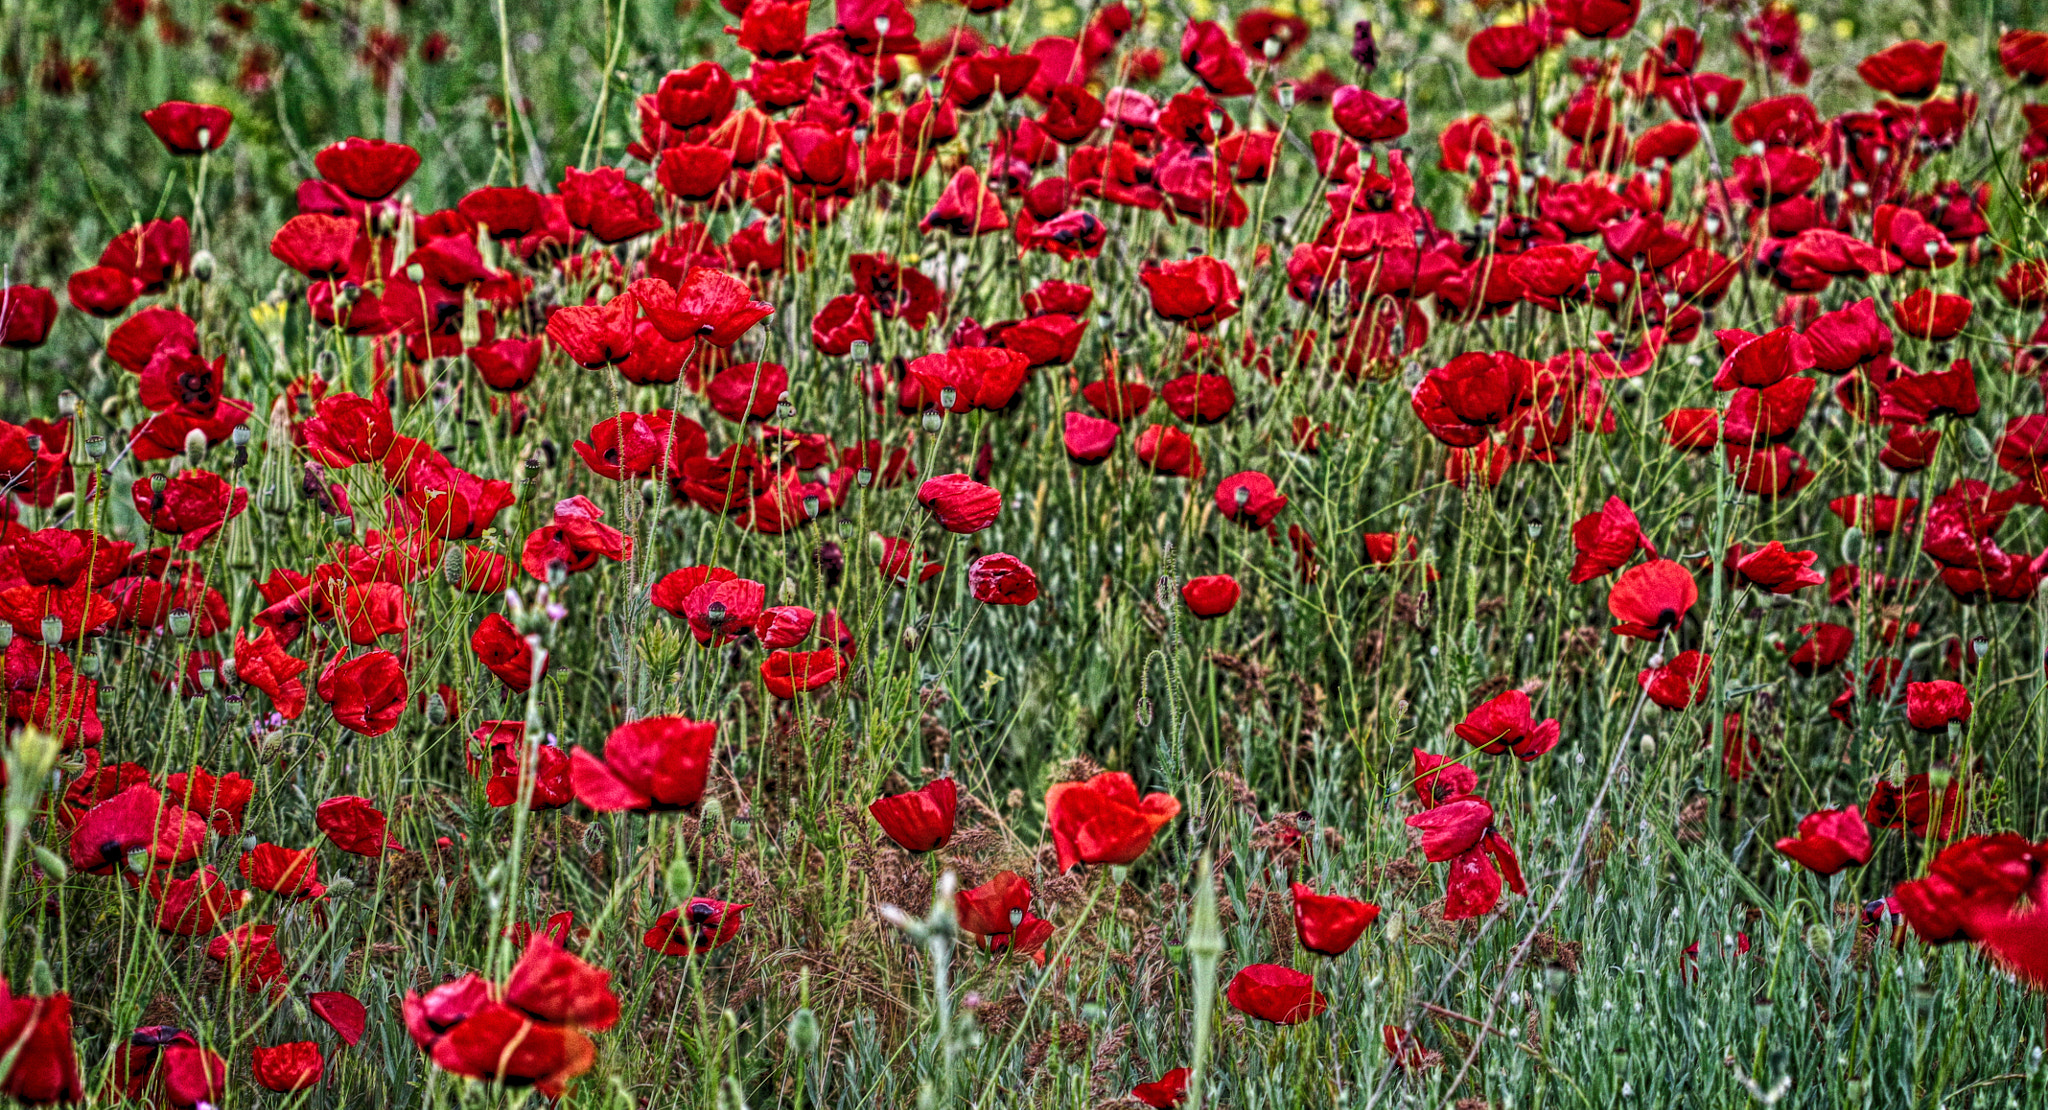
[315,649,408,736]
[150,866,248,936]
[250,1042,323,1092]
[1773,805,1872,875]
[315,795,404,857]
[129,470,247,551]
[809,294,876,357]
[969,553,1039,605]
[162,766,253,836]
[1568,496,1654,583]
[1730,541,1824,594]
[546,291,639,368]
[1063,411,1120,464]
[954,870,1053,953]
[917,474,1003,534]
[0,285,58,350]
[1905,680,1971,731]
[1141,255,1240,330]
[1455,689,1560,761]
[761,648,845,699]
[1132,1068,1191,1108]
[1411,748,1477,807]
[878,536,944,584]
[922,167,1009,236]
[676,577,765,645]
[1180,573,1239,618]
[643,899,749,955]
[206,926,287,992]
[1180,19,1255,96]
[314,137,420,200]
[632,270,774,348]
[403,938,616,1097]
[1225,964,1327,1024]
[1212,470,1284,530]
[1637,649,1711,710]
[240,842,319,897]
[1044,771,1180,872]
[110,1027,227,1108]
[68,784,208,876]
[1858,40,1944,100]
[1331,85,1409,142]
[1893,289,1971,340]
[869,778,958,852]
[1466,24,1543,78]
[1607,559,1697,639]
[1893,833,2043,943]
[1290,882,1380,956]
[143,100,233,155]
[522,496,632,581]
[0,979,81,1103]
[570,715,715,811]
[472,613,546,693]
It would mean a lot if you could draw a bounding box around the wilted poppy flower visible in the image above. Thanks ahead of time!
[1857,40,1944,100]
[1132,1068,1191,1108]
[1568,496,1653,583]
[316,649,407,736]
[869,777,958,852]
[570,715,714,811]
[1607,559,1697,639]
[1406,795,1526,919]
[132,470,249,551]
[1181,574,1240,619]
[1141,256,1240,330]
[314,137,421,200]
[1225,964,1327,1024]
[1290,882,1380,956]
[969,553,1039,605]
[1905,680,1971,732]
[1045,771,1180,872]
[1637,650,1711,710]
[250,1041,323,1092]
[1455,689,1560,761]
[68,784,208,876]
[643,899,748,955]
[1774,805,1872,875]
[316,795,404,857]
[761,648,845,699]
[918,474,1002,534]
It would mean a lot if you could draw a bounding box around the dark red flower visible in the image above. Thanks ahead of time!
[472,612,546,693]
[1905,679,1971,731]
[1225,964,1327,1024]
[570,715,715,811]
[1411,351,1534,447]
[633,269,774,348]
[968,553,1039,605]
[1637,649,1711,710]
[316,795,404,857]
[1063,411,1119,464]
[0,285,58,350]
[1132,1068,1191,1109]
[1568,496,1653,583]
[1141,256,1240,330]
[1466,24,1543,78]
[1180,19,1255,96]
[1290,882,1380,956]
[560,166,660,243]
[1330,85,1409,142]
[521,495,632,580]
[1774,805,1872,875]
[868,777,958,852]
[403,938,615,1097]
[67,784,208,876]
[1731,541,1824,594]
[239,842,319,897]
[309,992,369,1045]
[110,1027,226,1108]
[905,347,1030,412]
[1893,833,2044,943]
[761,647,845,698]
[150,867,248,935]
[1044,771,1179,872]
[163,766,254,836]
[1893,289,1971,340]
[921,167,1009,236]
[458,186,545,239]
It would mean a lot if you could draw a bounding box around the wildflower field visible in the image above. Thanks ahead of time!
[2,0,2048,1105]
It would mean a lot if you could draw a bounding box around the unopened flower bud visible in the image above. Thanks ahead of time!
[190,251,216,283]
[183,428,208,467]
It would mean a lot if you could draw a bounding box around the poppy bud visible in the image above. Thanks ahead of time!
[190,250,215,283]
[426,692,449,726]
[78,649,101,677]
[787,1008,820,1056]
[1840,527,1864,564]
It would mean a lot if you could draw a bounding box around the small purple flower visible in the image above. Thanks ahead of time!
[1351,21,1379,74]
